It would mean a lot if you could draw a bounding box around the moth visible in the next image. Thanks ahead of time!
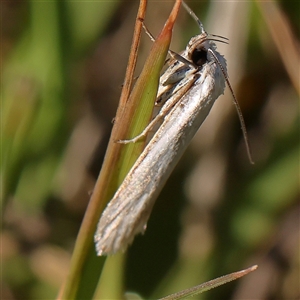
[94,2,252,256]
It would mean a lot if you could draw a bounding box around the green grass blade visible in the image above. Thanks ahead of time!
[60,1,182,299]
[159,265,258,300]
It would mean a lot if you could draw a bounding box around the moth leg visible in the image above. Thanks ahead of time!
[142,23,156,43]
[142,23,196,69]
[117,76,197,144]
[169,50,196,68]
[117,23,199,145]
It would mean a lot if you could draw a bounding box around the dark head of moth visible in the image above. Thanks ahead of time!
[190,47,207,68]
[185,30,229,69]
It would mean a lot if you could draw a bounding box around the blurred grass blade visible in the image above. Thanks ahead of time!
[125,292,145,300]
[93,253,125,299]
[255,0,300,96]
[59,0,182,299]
[159,265,258,300]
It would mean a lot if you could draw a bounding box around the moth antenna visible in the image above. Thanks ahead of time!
[206,38,229,45]
[183,2,228,43]
[209,33,229,41]
[208,48,254,164]
[182,1,207,35]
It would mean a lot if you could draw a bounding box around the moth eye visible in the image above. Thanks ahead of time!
[191,48,207,67]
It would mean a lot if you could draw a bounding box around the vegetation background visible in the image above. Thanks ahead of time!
[2,0,299,299]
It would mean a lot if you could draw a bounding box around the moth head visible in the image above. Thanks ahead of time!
[190,46,208,67]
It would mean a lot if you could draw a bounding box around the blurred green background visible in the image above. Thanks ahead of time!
[2,1,299,299]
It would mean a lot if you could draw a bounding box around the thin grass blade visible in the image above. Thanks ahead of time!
[159,265,258,300]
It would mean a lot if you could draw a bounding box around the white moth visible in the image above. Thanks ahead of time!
[94,2,251,256]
